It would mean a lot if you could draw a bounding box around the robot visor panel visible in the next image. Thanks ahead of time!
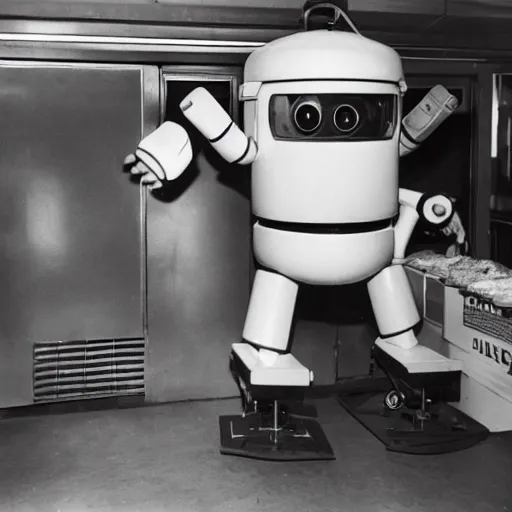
[269,93,397,141]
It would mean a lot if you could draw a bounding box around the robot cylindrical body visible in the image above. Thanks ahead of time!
[253,222,394,285]
[250,80,401,224]
[240,30,405,284]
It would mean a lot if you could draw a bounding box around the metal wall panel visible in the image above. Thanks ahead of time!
[145,69,252,402]
[0,62,157,407]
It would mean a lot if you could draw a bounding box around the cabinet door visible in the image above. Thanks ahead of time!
[0,62,158,407]
[492,74,512,210]
[490,75,512,267]
[145,68,253,402]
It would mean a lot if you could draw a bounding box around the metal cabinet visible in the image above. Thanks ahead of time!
[0,62,159,407]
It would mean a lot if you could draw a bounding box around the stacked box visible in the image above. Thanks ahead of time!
[443,285,512,404]
[405,263,512,402]
[405,262,512,431]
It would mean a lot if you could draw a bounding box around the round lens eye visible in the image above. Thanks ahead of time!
[333,104,360,133]
[293,102,322,133]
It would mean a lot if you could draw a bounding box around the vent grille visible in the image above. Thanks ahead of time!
[33,338,145,403]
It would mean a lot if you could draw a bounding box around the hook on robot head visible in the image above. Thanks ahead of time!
[300,0,350,31]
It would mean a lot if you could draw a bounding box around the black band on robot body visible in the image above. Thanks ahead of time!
[258,218,393,234]
[416,193,454,230]
[232,138,252,164]
[209,121,234,143]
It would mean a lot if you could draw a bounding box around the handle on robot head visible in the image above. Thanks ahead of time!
[179,87,258,166]
[399,85,459,157]
[301,1,358,34]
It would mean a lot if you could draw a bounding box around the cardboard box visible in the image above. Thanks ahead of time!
[443,285,512,404]
[404,266,444,327]
[418,321,512,432]
[407,266,512,431]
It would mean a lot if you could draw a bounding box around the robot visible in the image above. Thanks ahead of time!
[126,3,463,460]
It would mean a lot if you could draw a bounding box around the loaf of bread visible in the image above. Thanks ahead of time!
[466,277,512,308]
[444,258,512,288]
[405,251,466,279]
[405,251,512,307]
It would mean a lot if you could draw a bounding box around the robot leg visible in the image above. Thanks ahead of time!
[337,264,482,455]
[367,264,420,349]
[367,264,462,414]
[221,269,334,461]
[232,269,312,390]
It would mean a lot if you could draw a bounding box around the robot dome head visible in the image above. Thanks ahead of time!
[240,29,406,143]
[243,30,405,87]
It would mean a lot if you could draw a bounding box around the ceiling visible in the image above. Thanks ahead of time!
[1,0,512,56]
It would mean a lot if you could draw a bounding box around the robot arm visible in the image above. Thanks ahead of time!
[125,85,257,189]
[125,121,193,190]
[180,87,258,166]
[399,85,459,157]
[394,188,454,260]
[397,85,466,255]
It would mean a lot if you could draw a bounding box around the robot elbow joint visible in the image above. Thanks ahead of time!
[210,126,257,165]
[417,193,454,230]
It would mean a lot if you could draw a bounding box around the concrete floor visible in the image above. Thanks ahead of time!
[0,397,510,512]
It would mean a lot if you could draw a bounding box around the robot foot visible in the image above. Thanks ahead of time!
[219,401,335,462]
[337,378,489,455]
[375,336,462,374]
[335,337,488,455]
[220,346,335,461]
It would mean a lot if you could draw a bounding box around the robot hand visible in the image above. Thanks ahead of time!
[400,85,459,157]
[441,210,465,243]
[124,121,193,190]
[124,153,163,191]
[441,210,468,256]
